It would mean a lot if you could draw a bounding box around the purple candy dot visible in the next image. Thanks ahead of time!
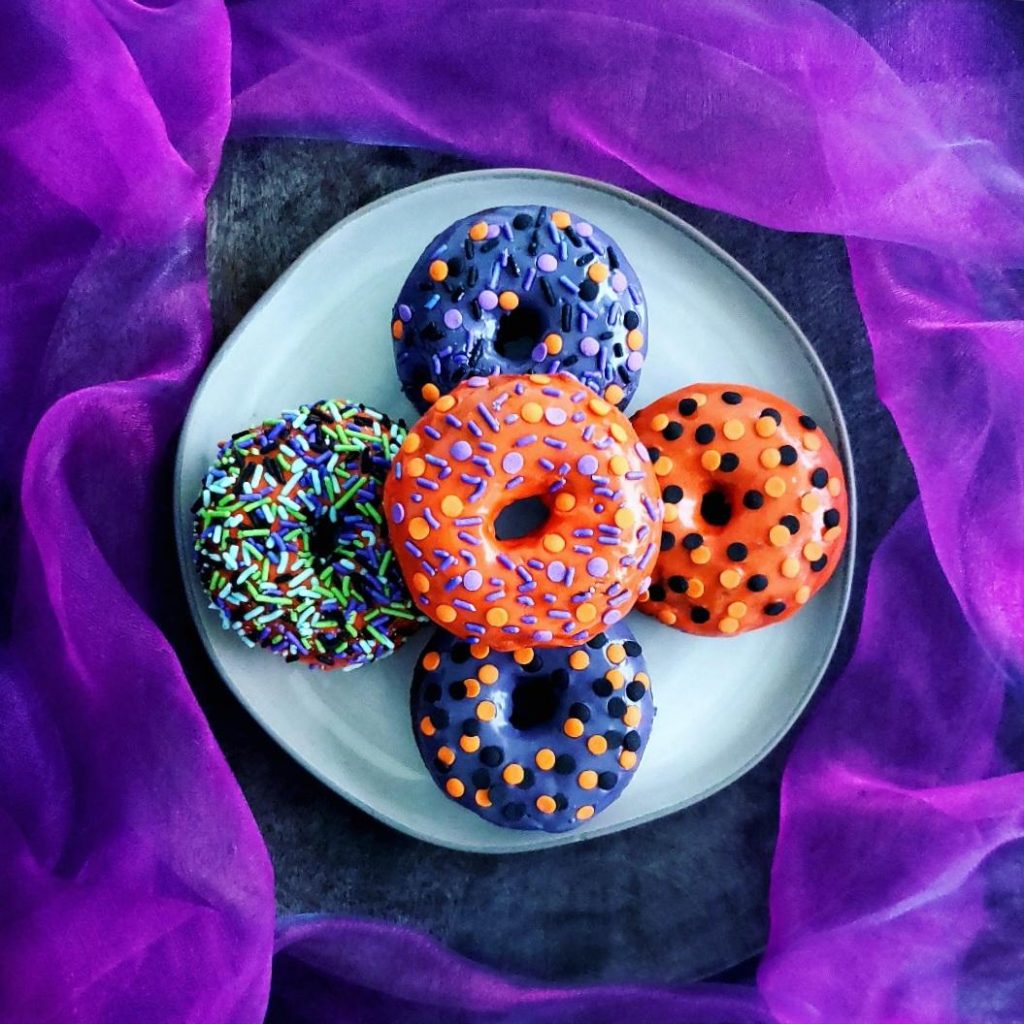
[486,223,501,239]
[531,343,547,362]
[577,454,599,476]
[587,556,609,578]
[501,451,524,474]
[546,560,567,583]
[576,222,594,237]
[544,407,567,426]
[479,289,498,311]
[397,304,412,322]
[626,351,645,371]
[580,336,600,357]
[463,570,483,592]
[443,309,463,329]
[611,271,628,293]
[451,440,472,461]
[391,503,405,524]
[603,609,623,625]
[537,253,558,272]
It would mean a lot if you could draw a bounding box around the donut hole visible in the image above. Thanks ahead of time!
[510,671,569,731]
[494,303,546,363]
[699,488,733,529]
[494,495,551,541]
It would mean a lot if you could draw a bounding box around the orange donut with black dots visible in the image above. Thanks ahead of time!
[631,383,848,635]
[384,373,663,650]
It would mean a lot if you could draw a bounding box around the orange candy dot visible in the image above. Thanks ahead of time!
[755,416,778,438]
[578,770,599,790]
[719,569,741,589]
[796,585,812,605]
[428,259,448,282]
[513,647,535,666]
[650,413,670,432]
[470,643,490,659]
[614,507,635,529]
[691,546,711,565]
[588,262,609,283]
[392,319,404,340]
[760,448,782,470]
[554,492,577,513]
[657,608,678,625]
[419,716,435,737]
[446,778,465,799]
[468,220,489,241]
[610,423,629,442]
[664,504,679,523]
[564,718,585,739]
[722,419,745,441]
[535,748,556,771]
[542,533,566,553]
[529,374,552,384]
[420,382,440,403]
[476,700,496,721]
[801,493,820,514]
[409,517,430,541]
[606,643,626,664]
[478,664,500,685]
[460,734,480,753]
[503,763,525,786]
[576,603,598,624]
[412,572,431,594]
[803,432,822,452]
[803,541,824,562]
[589,397,611,416]
[619,750,638,770]
[402,432,421,453]
[626,329,644,351]
[536,795,557,814]
[485,607,509,628]
[551,210,571,228]
[406,457,426,478]
[608,454,629,477]
[569,650,590,671]
[728,601,748,618]
[688,578,705,599]
[422,651,441,671]
[654,456,674,476]
[576,804,595,821]
[765,476,786,498]
[587,735,609,755]
[781,557,801,579]
[434,394,456,413]
[604,383,624,405]
[544,333,563,355]
[440,494,464,517]
[623,706,641,727]
[464,679,481,698]
[769,525,791,547]
[719,617,740,635]
[824,526,843,543]
[475,788,492,807]
[828,477,842,497]
[437,604,457,623]
[437,746,456,766]
[498,290,519,311]
[605,669,625,689]
[701,450,722,472]
[522,402,543,423]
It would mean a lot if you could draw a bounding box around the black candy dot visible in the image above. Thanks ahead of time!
[434,758,453,775]
[811,555,829,572]
[764,601,786,617]
[462,719,481,736]
[551,668,569,687]
[450,642,471,664]
[471,768,491,788]
[623,730,641,752]
[569,702,591,723]
[604,730,624,748]
[555,754,576,774]
[429,708,449,729]
[799,414,818,430]
[780,515,800,534]
[598,771,618,790]
[722,391,743,405]
[424,682,442,703]
[648,583,667,602]
[667,575,689,593]
[608,697,627,717]
[520,768,536,789]
[647,446,662,463]
[677,398,698,417]
[587,633,609,649]
[626,681,646,701]
[779,445,798,466]
[695,424,715,445]
[660,533,676,553]
[682,532,703,550]
[691,607,710,624]
[503,802,526,822]
[726,542,748,561]
[662,484,683,504]
[720,453,740,472]
[623,640,642,657]
[747,574,769,592]
[554,793,569,811]
[446,256,464,276]
[662,422,684,441]
[811,468,829,488]
[824,509,841,528]
[743,490,764,510]
[480,746,504,766]
[578,279,599,301]
[593,678,613,697]
[761,407,782,424]
[512,213,533,229]
[623,310,641,330]
[448,681,467,700]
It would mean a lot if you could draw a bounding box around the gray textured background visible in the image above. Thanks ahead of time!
[166,140,917,985]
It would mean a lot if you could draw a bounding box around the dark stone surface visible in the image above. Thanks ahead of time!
[167,139,917,985]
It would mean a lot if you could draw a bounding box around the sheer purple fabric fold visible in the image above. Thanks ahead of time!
[3,1,1024,1022]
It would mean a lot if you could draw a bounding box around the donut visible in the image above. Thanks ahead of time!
[391,205,647,413]
[192,399,424,668]
[383,373,663,650]
[631,383,848,635]
[411,623,655,831]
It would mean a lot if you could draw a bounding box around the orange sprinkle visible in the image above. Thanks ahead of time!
[460,734,480,753]
[476,700,496,721]
[688,578,705,598]
[578,770,598,790]
[529,374,552,384]
[723,419,745,441]
[765,476,786,498]
[535,748,556,771]
[606,643,626,664]
[587,735,609,755]
[440,494,464,517]
[392,319,404,340]
[626,329,644,351]
[576,804,595,821]
[422,651,441,671]
[521,402,543,423]
[664,504,679,523]
[657,608,678,625]
[406,457,426,478]
[498,290,519,311]
[437,746,456,766]
[610,423,629,442]
[824,526,843,543]
[588,262,609,283]
[542,532,566,553]
[402,432,421,453]
[828,477,842,497]
[446,778,465,799]
[781,557,801,579]
[420,382,440,404]
[513,648,534,666]
[604,383,624,405]
[803,432,822,452]
[576,602,598,624]
[412,572,431,594]
[536,794,557,814]
[468,220,489,241]
[428,259,448,282]
[544,332,563,355]
[803,541,824,562]
[464,679,481,698]
[719,617,740,634]
[419,716,435,737]
[701,450,722,472]
[564,717,585,739]
[692,392,708,407]
[569,650,590,671]
[554,492,577,513]
[475,788,492,807]
[552,210,572,229]
[634,671,650,687]
[769,525,791,547]
[485,607,509,628]
[619,750,638,770]
[503,763,525,785]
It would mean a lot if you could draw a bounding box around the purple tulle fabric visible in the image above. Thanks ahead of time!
[3,1,1023,1021]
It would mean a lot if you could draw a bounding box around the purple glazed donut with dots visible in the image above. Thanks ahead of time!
[391,205,648,414]
[411,622,655,832]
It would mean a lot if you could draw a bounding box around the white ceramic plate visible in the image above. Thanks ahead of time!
[175,169,855,853]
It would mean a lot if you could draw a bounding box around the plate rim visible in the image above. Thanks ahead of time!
[175,166,857,854]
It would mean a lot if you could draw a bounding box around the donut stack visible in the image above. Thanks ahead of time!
[192,203,848,835]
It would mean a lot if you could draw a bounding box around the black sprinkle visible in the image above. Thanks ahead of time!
[576,252,595,267]
[480,238,499,254]
[540,278,557,307]
[565,226,582,247]
[434,757,452,775]
[607,246,620,270]
[561,302,572,332]
[747,574,769,592]
[554,793,569,811]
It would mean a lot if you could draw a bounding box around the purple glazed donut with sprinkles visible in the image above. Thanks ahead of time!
[411,623,655,832]
[391,205,648,413]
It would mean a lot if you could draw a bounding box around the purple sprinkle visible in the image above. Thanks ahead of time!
[467,376,489,387]
[574,544,593,554]
[479,441,497,452]
[523,267,537,291]
[549,610,571,620]
[458,531,482,546]
[455,516,483,527]
[502,451,524,474]
[453,599,476,612]
[391,503,405,524]
[559,275,579,293]
[445,414,463,428]
[534,629,553,642]
[505,476,524,489]
[539,458,555,471]
[463,569,483,592]
[397,303,413,321]
[515,434,537,448]
[527,558,545,570]
[477,403,500,432]
[531,343,547,362]
[424,426,442,440]
[468,421,483,438]
[497,553,515,570]
[635,442,650,462]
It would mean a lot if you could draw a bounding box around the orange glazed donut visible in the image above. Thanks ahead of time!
[631,383,848,635]
[384,373,663,649]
